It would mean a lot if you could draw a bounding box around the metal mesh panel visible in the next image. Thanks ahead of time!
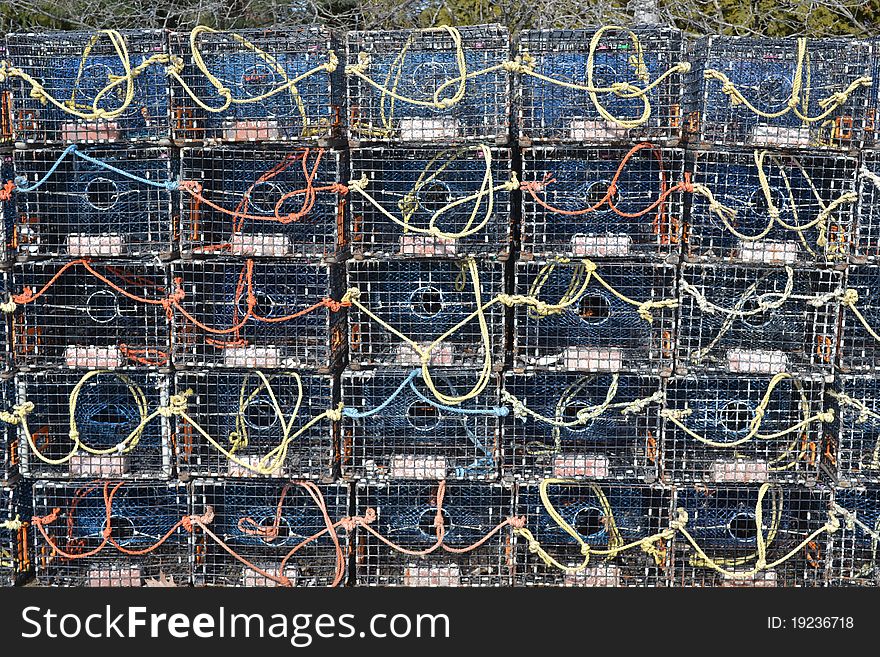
[1,153,15,264]
[180,145,344,259]
[677,263,840,375]
[171,259,344,370]
[514,482,672,586]
[0,379,15,483]
[346,25,510,144]
[521,145,685,259]
[17,370,172,479]
[175,370,335,479]
[169,28,339,143]
[671,485,829,587]
[347,258,505,368]
[13,146,174,258]
[687,37,873,150]
[840,264,880,372]
[518,28,686,144]
[1,483,32,586]
[0,43,12,146]
[191,480,350,587]
[6,30,171,144]
[829,375,880,484]
[828,487,880,586]
[663,374,825,484]
[686,149,857,264]
[513,260,677,374]
[854,151,880,262]
[354,481,513,586]
[502,371,663,482]
[11,260,171,369]
[348,145,513,258]
[341,369,501,481]
[33,480,189,586]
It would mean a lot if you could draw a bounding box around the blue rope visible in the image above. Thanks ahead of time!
[407,380,508,417]
[341,370,421,419]
[14,144,78,192]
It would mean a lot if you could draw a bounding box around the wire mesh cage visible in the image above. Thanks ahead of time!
[1,153,15,264]
[854,151,880,262]
[686,148,857,265]
[1,483,32,586]
[346,258,505,368]
[346,24,510,144]
[341,369,502,482]
[839,264,880,372]
[513,259,677,374]
[5,30,171,144]
[0,378,15,483]
[671,485,829,586]
[517,27,687,145]
[686,37,873,151]
[663,374,826,484]
[191,480,350,587]
[355,481,514,586]
[171,259,345,370]
[521,145,685,259]
[828,375,880,484]
[17,370,172,479]
[348,145,513,259]
[175,370,335,479]
[514,482,673,586]
[13,146,175,259]
[10,259,171,369]
[828,487,880,586]
[0,43,13,146]
[33,480,189,586]
[501,371,663,482]
[677,263,840,375]
[180,145,345,259]
[169,27,340,144]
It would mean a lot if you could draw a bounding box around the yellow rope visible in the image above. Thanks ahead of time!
[827,389,880,471]
[0,515,23,532]
[704,38,872,123]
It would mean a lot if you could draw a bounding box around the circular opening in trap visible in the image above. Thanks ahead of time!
[106,516,135,542]
[747,186,787,218]
[410,286,444,318]
[238,290,276,318]
[584,180,618,209]
[574,506,605,538]
[85,177,120,211]
[88,403,134,427]
[419,507,450,536]
[590,63,619,90]
[755,75,791,109]
[243,397,281,431]
[720,401,753,434]
[247,181,285,215]
[561,401,596,431]
[739,297,774,328]
[578,294,611,323]
[240,63,282,98]
[412,61,455,97]
[727,512,759,541]
[86,290,121,324]
[406,400,441,431]
[257,515,292,544]
[418,181,452,216]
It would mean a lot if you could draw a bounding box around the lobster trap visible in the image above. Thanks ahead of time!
[838,264,880,372]
[10,259,171,369]
[180,145,345,259]
[1,483,31,586]
[348,145,513,258]
[355,481,514,586]
[517,27,686,144]
[191,480,350,587]
[663,374,826,484]
[169,27,340,143]
[346,25,510,144]
[32,480,189,586]
[521,145,685,259]
[828,376,880,484]
[171,259,345,370]
[514,482,673,586]
[686,148,857,264]
[686,37,873,150]
[672,485,829,587]
[341,369,502,481]
[828,487,880,586]
[175,370,335,480]
[13,146,175,258]
[854,152,880,262]
[346,258,505,368]
[513,260,677,374]
[5,30,171,144]
[677,263,840,375]
[17,370,172,479]
[501,371,663,482]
